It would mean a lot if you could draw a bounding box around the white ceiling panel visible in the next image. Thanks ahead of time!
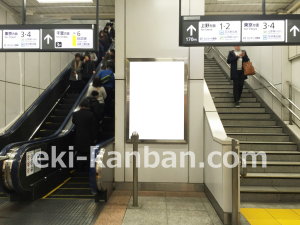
[0,0,297,21]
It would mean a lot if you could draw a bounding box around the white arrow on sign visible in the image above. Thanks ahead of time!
[44,34,53,44]
[187,25,196,36]
[290,25,300,37]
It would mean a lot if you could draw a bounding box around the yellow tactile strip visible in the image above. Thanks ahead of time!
[241,208,300,225]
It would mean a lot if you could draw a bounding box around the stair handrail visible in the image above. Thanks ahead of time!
[207,46,300,124]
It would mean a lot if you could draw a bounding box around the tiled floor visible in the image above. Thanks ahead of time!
[121,192,223,225]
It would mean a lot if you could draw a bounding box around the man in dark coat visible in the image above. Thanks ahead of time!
[87,91,105,123]
[82,53,96,86]
[227,46,250,107]
[72,99,98,172]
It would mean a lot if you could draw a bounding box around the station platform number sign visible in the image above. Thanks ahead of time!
[0,24,97,52]
[180,15,300,46]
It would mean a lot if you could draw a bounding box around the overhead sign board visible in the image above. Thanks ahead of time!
[180,15,300,46]
[242,20,285,42]
[199,21,241,43]
[0,24,97,52]
[3,29,40,49]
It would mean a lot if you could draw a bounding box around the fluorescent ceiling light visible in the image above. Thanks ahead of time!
[37,0,93,3]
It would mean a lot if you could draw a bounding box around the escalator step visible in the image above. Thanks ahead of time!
[56,104,73,110]
[43,123,62,130]
[65,94,79,99]
[53,110,69,116]
[60,99,76,105]
[36,130,56,137]
[48,116,66,123]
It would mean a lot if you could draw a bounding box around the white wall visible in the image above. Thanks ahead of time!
[218,46,292,121]
[115,0,205,184]
[0,7,78,132]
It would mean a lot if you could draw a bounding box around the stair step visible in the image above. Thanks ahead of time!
[215,102,261,107]
[211,92,252,98]
[207,84,237,89]
[204,74,225,77]
[206,81,231,85]
[241,186,300,193]
[241,150,300,161]
[220,114,271,120]
[217,107,265,113]
[225,126,282,133]
[210,88,249,93]
[213,97,256,103]
[241,173,300,187]
[240,141,298,151]
[228,133,289,142]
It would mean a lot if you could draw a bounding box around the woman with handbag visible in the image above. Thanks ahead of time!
[227,46,250,108]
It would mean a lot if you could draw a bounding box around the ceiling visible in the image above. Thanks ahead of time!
[205,0,296,15]
[0,0,299,22]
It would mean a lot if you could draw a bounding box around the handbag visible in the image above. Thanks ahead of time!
[243,61,256,76]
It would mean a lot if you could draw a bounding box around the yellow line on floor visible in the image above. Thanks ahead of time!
[42,177,71,199]
[241,208,300,225]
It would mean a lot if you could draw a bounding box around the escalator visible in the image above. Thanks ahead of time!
[32,93,79,140]
[0,44,116,202]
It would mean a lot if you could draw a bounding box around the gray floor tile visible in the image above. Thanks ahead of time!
[167,211,214,225]
[122,209,168,225]
[166,200,206,212]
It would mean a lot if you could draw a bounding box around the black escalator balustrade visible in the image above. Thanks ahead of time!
[31,93,79,140]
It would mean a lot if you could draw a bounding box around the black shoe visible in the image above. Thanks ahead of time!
[235,102,240,108]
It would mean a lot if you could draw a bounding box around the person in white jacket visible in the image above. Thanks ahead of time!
[86,77,107,104]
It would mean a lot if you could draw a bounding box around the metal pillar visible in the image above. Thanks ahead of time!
[232,139,240,225]
[262,0,266,15]
[289,84,293,125]
[22,0,26,25]
[96,0,99,36]
[131,132,139,207]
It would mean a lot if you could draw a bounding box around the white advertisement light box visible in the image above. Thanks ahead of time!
[127,59,187,143]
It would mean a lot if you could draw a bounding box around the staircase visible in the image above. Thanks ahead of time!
[204,57,300,202]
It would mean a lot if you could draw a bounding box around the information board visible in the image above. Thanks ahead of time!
[180,15,300,46]
[199,21,241,43]
[54,29,93,49]
[3,30,39,49]
[242,21,285,42]
[0,24,97,52]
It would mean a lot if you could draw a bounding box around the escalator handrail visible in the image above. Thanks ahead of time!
[0,58,74,138]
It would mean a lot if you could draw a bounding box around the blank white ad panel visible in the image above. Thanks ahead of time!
[128,61,186,141]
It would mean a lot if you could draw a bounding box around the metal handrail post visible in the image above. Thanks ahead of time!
[232,139,239,225]
[131,132,139,207]
[289,83,293,125]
